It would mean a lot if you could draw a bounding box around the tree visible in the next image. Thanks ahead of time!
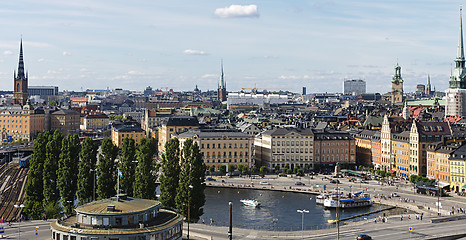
[208,165,216,176]
[296,169,304,177]
[260,166,268,174]
[97,138,118,199]
[228,164,236,173]
[58,134,80,214]
[43,130,63,207]
[251,166,258,173]
[159,138,181,209]
[119,137,136,196]
[77,137,98,204]
[133,138,157,199]
[24,132,48,218]
[47,100,57,106]
[175,139,206,222]
[219,165,227,174]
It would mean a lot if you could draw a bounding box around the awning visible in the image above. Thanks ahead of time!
[389,170,396,173]
[462,184,466,189]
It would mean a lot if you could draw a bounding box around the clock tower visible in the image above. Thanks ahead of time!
[391,62,404,104]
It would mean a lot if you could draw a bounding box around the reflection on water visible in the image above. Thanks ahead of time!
[200,187,413,231]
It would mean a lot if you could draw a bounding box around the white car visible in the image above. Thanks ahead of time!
[260,181,271,185]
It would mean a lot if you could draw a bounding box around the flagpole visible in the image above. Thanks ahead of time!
[117,169,119,209]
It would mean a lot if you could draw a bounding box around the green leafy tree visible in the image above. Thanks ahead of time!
[118,137,137,196]
[296,169,304,176]
[77,137,98,204]
[159,138,181,209]
[43,202,62,219]
[228,164,236,173]
[58,134,80,214]
[251,166,258,173]
[43,130,63,207]
[133,138,157,199]
[241,166,248,175]
[24,132,49,218]
[260,166,268,174]
[219,165,227,174]
[175,139,206,222]
[208,165,216,176]
[97,138,118,199]
[47,100,57,106]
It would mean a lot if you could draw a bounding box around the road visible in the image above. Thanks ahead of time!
[0,220,51,240]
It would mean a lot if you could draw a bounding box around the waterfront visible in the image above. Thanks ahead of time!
[200,187,411,231]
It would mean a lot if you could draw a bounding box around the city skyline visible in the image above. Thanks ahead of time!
[0,0,463,93]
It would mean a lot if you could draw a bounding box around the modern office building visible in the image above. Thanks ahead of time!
[28,86,59,97]
[343,79,366,95]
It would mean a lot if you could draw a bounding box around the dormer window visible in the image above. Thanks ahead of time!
[424,126,430,132]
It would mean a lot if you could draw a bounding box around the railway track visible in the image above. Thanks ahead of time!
[0,165,28,221]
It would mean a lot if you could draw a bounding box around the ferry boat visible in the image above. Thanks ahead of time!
[323,192,373,208]
[316,194,340,205]
[240,199,261,207]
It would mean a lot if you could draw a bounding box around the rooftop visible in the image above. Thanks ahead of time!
[76,197,160,215]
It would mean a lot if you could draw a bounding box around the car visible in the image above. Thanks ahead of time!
[206,177,216,181]
[295,182,305,186]
[278,173,287,177]
[330,179,340,184]
[260,181,271,185]
[391,193,400,197]
[356,234,372,240]
[361,180,369,184]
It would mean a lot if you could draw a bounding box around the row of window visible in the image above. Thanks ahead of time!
[202,152,249,157]
[315,148,349,154]
[205,159,248,163]
[272,155,312,161]
[272,148,312,153]
[201,143,248,149]
[273,141,312,146]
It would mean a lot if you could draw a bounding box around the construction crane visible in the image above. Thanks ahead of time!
[241,83,267,94]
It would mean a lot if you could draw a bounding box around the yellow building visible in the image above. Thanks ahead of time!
[158,116,199,156]
[449,144,466,193]
[82,113,109,131]
[176,130,253,169]
[392,131,410,178]
[0,103,45,141]
[111,118,145,148]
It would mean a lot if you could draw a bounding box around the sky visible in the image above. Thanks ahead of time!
[0,0,463,93]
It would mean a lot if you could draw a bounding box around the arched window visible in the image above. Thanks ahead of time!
[16,83,20,92]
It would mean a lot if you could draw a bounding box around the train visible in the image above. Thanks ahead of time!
[19,155,30,168]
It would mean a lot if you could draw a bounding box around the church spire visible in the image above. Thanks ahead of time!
[220,59,225,89]
[17,38,25,79]
[458,6,465,61]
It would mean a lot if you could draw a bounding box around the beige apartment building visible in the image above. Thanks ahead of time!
[313,130,356,170]
[0,103,45,141]
[176,130,253,169]
[157,116,199,156]
[254,128,314,171]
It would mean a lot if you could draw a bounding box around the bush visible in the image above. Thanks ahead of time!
[260,166,268,174]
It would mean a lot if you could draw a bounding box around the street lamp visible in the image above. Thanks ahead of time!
[436,168,441,216]
[297,209,309,239]
[187,185,193,240]
[13,204,24,240]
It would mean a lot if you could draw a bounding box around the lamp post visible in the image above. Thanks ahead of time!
[436,168,440,216]
[336,180,340,240]
[297,209,309,239]
[14,204,24,240]
[187,185,193,240]
[228,202,233,240]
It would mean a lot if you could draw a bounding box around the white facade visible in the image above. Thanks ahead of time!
[445,88,466,118]
[343,79,366,95]
[227,93,288,109]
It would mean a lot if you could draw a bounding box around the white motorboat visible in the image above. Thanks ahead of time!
[240,199,261,207]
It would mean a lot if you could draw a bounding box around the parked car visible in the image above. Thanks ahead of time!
[361,180,369,184]
[295,182,305,186]
[391,193,400,197]
[206,177,216,181]
[330,179,340,184]
[278,173,287,177]
[356,234,372,240]
[260,181,271,185]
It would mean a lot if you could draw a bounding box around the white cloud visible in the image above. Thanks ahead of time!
[202,74,217,79]
[62,51,71,56]
[47,70,58,74]
[214,5,259,18]
[278,75,310,80]
[183,49,208,55]
[37,58,45,62]
[3,50,12,55]
[127,70,142,75]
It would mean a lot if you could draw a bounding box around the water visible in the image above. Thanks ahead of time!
[200,187,412,231]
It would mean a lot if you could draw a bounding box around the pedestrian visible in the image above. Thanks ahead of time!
[210,218,213,225]
[420,213,423,221]
[202,219,205,224]
[401,215,403,221]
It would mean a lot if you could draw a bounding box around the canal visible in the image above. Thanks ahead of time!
[200,187,412,231]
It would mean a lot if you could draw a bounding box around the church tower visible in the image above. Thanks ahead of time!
[391,62,403,104]
[425,75,432,96]
[446,6,466,118]
[217,60,227,102]
[13,39,28,106]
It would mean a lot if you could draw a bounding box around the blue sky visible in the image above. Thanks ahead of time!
[0,0,462,93]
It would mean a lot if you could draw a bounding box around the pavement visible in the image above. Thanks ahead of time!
[182,173,466,239]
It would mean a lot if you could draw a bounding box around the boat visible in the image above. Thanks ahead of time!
[323,192,373,208]
[240,199,261,207]
[316,194,340,205]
